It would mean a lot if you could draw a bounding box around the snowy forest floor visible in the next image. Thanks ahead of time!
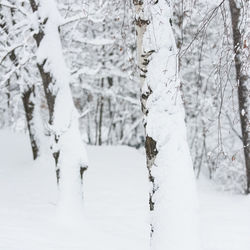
[0,129,249,250]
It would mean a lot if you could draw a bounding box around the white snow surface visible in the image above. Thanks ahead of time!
[0,129,250,250]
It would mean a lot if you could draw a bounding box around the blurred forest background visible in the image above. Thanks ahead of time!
[0,0,249,193]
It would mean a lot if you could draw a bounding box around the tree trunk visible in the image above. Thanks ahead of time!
[22,86,40,160]
[29,0,88,211]
[1,6,40,160]
[134,0,199,249]
[98,78,104,145]
[229,0,250,194]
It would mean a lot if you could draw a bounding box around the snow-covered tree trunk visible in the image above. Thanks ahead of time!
[229,0,250,194]
[134,0,199,249]
[29,0,88,212]
[1,5,40,160]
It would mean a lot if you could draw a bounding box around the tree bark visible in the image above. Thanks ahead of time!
[22,86,40,160]
[229,0,250,194]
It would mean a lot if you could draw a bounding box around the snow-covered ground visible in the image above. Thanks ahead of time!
[0,129,249,250]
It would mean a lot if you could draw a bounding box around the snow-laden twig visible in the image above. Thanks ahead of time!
[0,44,24,65]
[0,0,28,16]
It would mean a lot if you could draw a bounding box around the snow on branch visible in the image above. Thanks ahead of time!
[78,83,139,106]
[59,13,104,27]
[0,43,24,64]
[0,0,28,16]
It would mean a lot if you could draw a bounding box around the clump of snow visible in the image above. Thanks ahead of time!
[36,0,69,91]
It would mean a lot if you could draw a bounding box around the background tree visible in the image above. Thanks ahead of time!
[228,0,250,193]
[0,2,40,159]
[0,0,249,195]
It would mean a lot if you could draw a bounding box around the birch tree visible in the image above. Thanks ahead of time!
[228,0,250,194]
[134,0,199,249]
[28,0,88,212]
